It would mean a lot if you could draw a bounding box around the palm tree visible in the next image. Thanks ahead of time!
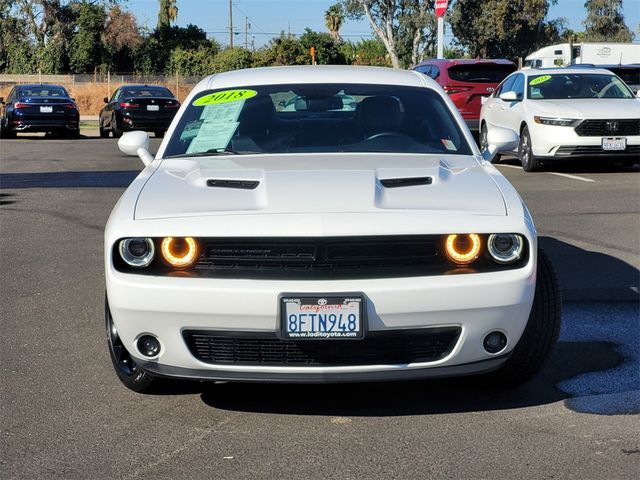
[157,0,178,28]
[324,4,344,42]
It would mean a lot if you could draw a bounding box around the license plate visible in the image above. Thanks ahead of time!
[40,106,53,113]
[147,105,160,111]
[602,137,626,151]
[280,293,365,340]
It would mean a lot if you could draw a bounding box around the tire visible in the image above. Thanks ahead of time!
[105,297,157,393]
[67,128,80,139]
[1,129,16,139]
[99,122,109,138]
[480,123,501,164]
[154,130,165,138]
[519,126,542,172]
[111,115,122,138]
[489,248,562,385]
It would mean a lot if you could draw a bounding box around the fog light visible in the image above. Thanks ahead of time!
[160,237,199,268]
[445,234,481,265]
[483,331,507,354]
[119,238,155,267]
[137,335,161,357]
[488,234,523,264]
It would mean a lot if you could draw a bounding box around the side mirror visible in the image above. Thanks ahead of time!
[103,96,109,103]
[118,131,154,166]
[0,97,4,104]
[499,91,518,102]
[482,126,519,162]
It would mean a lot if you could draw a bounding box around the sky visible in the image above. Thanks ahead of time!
[126,0,640,49]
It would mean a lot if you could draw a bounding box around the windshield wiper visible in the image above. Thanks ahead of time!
[165,148,254,159]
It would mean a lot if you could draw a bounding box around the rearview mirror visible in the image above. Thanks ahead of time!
[499,91,518,102]
[482,126,519,162]
[118,131,154,166]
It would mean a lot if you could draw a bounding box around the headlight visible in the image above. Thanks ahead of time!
[160,237,199,268]
[487,234,524,264]
[445,234,481,265]
[533,116,578,127]
[119,238,155,267]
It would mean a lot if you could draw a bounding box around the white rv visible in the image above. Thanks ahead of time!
[524,43,640,68]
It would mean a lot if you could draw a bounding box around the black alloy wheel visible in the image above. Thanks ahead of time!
[111,114,122,138]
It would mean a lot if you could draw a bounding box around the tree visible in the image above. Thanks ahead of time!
[212,47,253,72]
[157,0,178,28]
[254,34,307,66]
[167,43,220,75]
[136,24,210,74]
[583,0,633,42]
[103,5,143,72]
[340,0,433,69]
[324,4,344,41]
[343,38,391,66]
[299,28,347,65]
[449,0,566,60]
[69,1,106,73]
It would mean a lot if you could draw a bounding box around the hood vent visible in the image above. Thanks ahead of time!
[380,177,432,188]
[207,179,260,190]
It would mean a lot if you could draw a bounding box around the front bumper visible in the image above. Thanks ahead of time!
[106,261,536,382]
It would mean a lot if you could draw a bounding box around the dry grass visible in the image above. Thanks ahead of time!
[0,82,194,116]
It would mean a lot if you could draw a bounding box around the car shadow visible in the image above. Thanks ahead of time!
[0,192,16,205]
[0,170,140,189]
[500,156,639,173]
[144,240,639,416]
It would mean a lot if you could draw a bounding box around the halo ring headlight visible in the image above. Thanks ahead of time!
[119,238,155,268]
[160,237,199,268]
[445,234,481,265]
[488,234,524,264]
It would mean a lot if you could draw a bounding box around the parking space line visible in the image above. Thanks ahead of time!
[545,171,595,183]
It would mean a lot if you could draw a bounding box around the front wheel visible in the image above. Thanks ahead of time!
[489,248,561,385]
[519,126,542,172]
[105,298,157,393]
[111,115,122,138]
[480,123,501,164]
[99,121,109,138]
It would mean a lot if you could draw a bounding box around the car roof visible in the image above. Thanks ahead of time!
[196,66,430,93]
[415,59,516,67]
[521,67,617,75]
[17,84,67,89]
[118,84,171,89]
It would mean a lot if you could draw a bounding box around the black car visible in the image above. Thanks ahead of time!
[0,84,80,138]
[99,85,180,138]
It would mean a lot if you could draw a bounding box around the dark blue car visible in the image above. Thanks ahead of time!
[0,84,80,138]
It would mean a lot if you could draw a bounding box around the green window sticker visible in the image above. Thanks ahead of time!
[193,89,257,106]
[529,75,552,86]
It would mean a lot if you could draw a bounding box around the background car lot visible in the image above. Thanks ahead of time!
[1,130,638,479]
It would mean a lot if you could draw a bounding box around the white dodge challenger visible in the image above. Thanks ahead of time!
[105,66,560,392]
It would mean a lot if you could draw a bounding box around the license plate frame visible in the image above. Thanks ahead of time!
[147,105,160,111]
[40,106,53,113]
[279,292,367,341]
[602,137,626,151]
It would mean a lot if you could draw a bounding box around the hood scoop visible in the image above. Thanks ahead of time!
[380,177,433,188]
[207,179,260,190]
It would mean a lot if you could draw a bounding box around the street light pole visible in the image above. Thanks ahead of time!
[229,0,234,48]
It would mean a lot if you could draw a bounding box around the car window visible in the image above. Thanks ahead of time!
[447,64,516,83]
[163,83,472,158]
[495,75,516,97]
[17,86,68,98]
[527,73,635,99]
[605,67,640,87]
[121,87,174,98]
[110,89,120,102]
[430,66,440,79]
[511,74,525,100]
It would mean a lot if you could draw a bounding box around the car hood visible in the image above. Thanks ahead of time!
[530,99,640,118]
[134,154,506,219]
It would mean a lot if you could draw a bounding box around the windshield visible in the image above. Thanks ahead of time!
[122,87,173,98]
[163,83,472,158]
[527,73,635,99]
[18,86,68,98]
[448,64,516,83]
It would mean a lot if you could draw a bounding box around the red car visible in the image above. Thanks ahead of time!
[413,59,517,131]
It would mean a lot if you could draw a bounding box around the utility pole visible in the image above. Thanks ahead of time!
[229,0,233,48]
[245,16,250,50]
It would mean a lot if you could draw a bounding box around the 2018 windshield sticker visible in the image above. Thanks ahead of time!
[529,75,552,86]
[193,89,257,106]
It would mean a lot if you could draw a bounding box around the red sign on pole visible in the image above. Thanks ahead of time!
[435,0,448,18]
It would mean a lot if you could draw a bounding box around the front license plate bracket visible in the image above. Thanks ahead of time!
[279,292,367,340]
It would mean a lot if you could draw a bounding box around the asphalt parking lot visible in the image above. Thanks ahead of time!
[1,131,639,479]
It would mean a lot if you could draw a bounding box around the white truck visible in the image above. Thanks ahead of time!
[524,43,639,68]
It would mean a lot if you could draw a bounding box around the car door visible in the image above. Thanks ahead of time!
[102,89,120,127]
[483,75,515,129]
[0,87,13,129]
[499,73,525,132]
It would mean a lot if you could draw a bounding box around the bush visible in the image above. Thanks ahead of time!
[212,47,254,73]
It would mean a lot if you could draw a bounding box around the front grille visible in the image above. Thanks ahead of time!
[574,119,640,137]
[555,145,640,156]
[183,328,461,366]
